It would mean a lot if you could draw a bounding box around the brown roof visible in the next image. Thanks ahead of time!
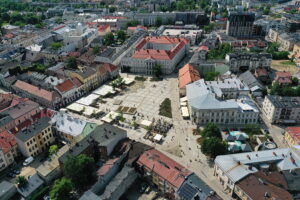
[178,63,201,88]
[14,80,60,102]
[236,172,293,200]
[55,79,76,93]
[2,99,40,120]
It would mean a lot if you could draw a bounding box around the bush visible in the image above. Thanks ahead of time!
[135,76,147,81]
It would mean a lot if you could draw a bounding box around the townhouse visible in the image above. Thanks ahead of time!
[262,95,300,124]
[16,117,55,157]
[284,127,300,147]
[0,131,18,172]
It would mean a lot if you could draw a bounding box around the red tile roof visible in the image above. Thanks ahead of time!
[275,71,292,84]
[137,149,192,188]
[14,80,60,102]
[133,36,189,60]
[4,33,14,39]
[71,78,83,87]
[55,79,76,93]
[68,52,80,57]
[255,68,268,77]
[127,26,147,31]
[0,93,15,111]
[197,45,209,51]
[97,157,120,176]
[98,24,110,32]
[286,127,300,144]
[178,64,201,88]
[0,131,17,153]
[102,63,118,72]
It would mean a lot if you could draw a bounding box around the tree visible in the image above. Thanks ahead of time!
[49,145,58,156]
[51,42,62,50]
[153,64,162,77]
[117,30,126,42]
[50,178,73,200]
[93,46,100,55]
[64,154,95,188]
[203,72,219,81]
[203,23,214,33]
[155,16,162,27]
[201,123,221,138]
[104,32,114,46]
[201,137,228,158]
[244,124,261,136]
[16,176,27,188]
[109,6,116,13]
[126,20,140,28]
[66,56,77,69]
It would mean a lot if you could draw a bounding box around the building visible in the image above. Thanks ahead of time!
[121,36,189,75]
[225,52,272,73]
[262,95,300,124]
[13,80,61,109]
[277,32,300,51]
[284,127,300,147]
[186,79,259,126]
[239,70,265,97]
[136,149,192,198]
[254,68,270,83]
[0,181,17,200]
[0,131,18,172]
[178,64,201,96]
[58,123,127,165]
[0,98,40,132]
[274,71,293,86]
[214,146,300,197]
[68,66,99,92]
[16,117,54,157]
[54,78,83,106]
[226,12,255,38]
[17,174,44,200]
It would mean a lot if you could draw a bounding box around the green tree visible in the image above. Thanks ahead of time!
[66,56,77,69]
[16,176,27,188]
[201,123,221,138]
[117,30,126,42]
[201,137,227,158]
[64,154,95,188]
[93,46,100,55]
[51,42,62,50]
[126,20,140,28]
[104,32,114,46]
[49,145,58,156]
[244,124,261,136]
[50,178,73,200]
[109,6,116,13]
[204,23,214,33]
[155,16,162,27]
[203,72,219,81]
[153,64,162,77]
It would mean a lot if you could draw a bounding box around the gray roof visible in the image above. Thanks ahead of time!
[186,79,239,110]
[0,181,16,199]
[241,143,252,152]
[17,174,44,198]
[177,173,219,200]
[215,145,300,183]
[239,71,264,90]
[266,96,300,108]
[0,114,13,127]
[282,168,300,192]
[2,100,40,120]
[16,117,51,142]
[79,190,100,200]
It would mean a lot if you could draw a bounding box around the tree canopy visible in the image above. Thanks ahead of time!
[267,42,289,60]
[153,64,162,77]
[50,178,73,200]
[201,137,228,158]
[204,72,219,81]
[117,30,126,42]
[64,154,95,189]
[208,43,232,59]
[104,32,114,46]
[66,57,77,69]
[49,145,58,156]
[201,123,221,138]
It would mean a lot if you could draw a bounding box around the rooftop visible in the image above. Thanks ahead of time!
[137,149,192,188]
[17,174,44,198]
[266,96,300,108]
[178,64,201,89]
[0,130,16,153]
[16,117,51,142]
[286,127,300,144]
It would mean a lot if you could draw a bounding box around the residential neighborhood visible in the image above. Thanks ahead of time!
[0,0,300,200]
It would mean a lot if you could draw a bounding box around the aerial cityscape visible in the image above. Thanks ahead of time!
[0,0,299,199]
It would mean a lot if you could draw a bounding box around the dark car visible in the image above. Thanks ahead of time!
[8,173,16,178]
[13,169,20,175]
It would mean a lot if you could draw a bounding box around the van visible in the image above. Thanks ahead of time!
[23,156,34,166]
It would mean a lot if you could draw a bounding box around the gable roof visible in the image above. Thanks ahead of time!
[0,131,17,153]
[13,80,60,102]
[178,64,201,89]
[55,79,76,94]
[137,149,192,188]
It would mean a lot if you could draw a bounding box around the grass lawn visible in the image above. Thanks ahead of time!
[280,60,296,66]
[159,98,172,118]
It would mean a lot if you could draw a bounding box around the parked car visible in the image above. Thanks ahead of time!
[13,169,20,175]
[23,156,34,166]
[8,173,16,178]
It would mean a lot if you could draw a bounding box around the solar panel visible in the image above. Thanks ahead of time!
[178,182,198,200]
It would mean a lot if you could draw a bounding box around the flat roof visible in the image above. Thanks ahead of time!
[162,29,202,37]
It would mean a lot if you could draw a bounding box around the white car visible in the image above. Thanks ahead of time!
[23,156,34,166]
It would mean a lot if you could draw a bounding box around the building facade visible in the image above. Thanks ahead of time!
[121,36,189,75]
[0,131,18,172]
[225,52,272,73]
[226,12,255,38]
[262,95,300,124]
[16,117,55,157]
